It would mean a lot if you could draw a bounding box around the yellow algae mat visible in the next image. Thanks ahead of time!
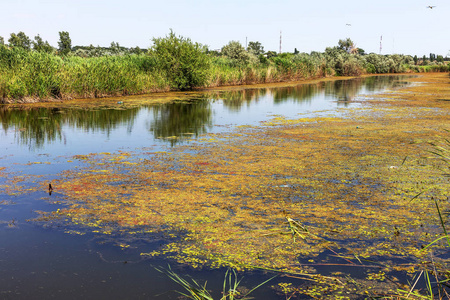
[9,73,450,297]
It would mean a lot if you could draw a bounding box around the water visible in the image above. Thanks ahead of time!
[0,76,411,299]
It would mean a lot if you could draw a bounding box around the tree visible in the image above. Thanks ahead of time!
[8,32,31,50]
[293,48,299,55]
[437,55,444,63]
[129,46,142,55]
[58,31,72,55]
[33,35,54,53]
[150,30,211,90]
[413,55,418,65]
[110,41,121,54]
[266,51,277,59]
[429,53,436,62]
[422,55,428,66]
[221,41,249,64]
[337,38,355,53]
[247,41,264,56]
[0,36,4,46]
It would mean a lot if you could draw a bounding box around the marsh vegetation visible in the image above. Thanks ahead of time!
[1,31,449,103]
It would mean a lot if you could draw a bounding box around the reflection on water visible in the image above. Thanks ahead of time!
[0,75,410,149]
[148,98,213,146]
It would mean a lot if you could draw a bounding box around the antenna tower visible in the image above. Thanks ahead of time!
[279,31,282,54]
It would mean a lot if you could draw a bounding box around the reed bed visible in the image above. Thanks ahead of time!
[1,45,448,103]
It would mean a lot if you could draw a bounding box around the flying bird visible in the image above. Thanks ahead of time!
[427,5,436,9]
[346,24,352,26]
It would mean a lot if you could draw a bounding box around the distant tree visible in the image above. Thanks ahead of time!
[266,51,278,59]
[33,35,54,53]
[58,31,72,55]
[221,41,249,64]
[129,46,142,55]
[293,48,299,55]
[436,55,444,63]
[337,38,355,53]
[150,30,211,90]
[357,48,365,55]
[247,41,264,56]
[8,31,31,50]
[413,55,418,65]
[110,41,121,54]
[0,36,4,46]
[429,53,436,61]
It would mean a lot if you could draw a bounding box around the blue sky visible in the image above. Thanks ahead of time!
[1,0,449,57]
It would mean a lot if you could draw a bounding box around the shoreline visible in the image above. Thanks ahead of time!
[1,72,424,106]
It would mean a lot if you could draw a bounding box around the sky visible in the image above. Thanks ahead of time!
[1,0,449,57]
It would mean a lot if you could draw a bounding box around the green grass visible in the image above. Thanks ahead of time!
[156,266,275,300]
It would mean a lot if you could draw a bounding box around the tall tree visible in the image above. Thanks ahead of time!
[8,31,31,50]
[33,35,54,53]
[429,53,436,62]
[0,36,4,46]
[58,31,72,55]
[247,41,264,56]
[338,38,358,54]
[110,41,121,54]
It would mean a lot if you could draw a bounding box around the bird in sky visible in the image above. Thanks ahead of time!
[346,24,351,26]
[427,5,436,9]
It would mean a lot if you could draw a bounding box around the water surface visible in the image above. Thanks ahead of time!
[0,76,411,299]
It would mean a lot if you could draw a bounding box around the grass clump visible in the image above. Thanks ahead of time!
[156,266,275,300]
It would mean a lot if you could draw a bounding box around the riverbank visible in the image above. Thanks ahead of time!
[1,43,448,104]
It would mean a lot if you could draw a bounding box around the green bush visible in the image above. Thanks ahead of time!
[149,30,211,90]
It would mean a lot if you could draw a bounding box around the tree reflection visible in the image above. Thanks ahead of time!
[147,98,213,146]
[0,106,139,150]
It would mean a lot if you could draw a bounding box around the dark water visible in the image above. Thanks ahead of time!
[0,76,410,299]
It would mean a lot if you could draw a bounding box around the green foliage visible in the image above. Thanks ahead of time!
[337,38,355,53]
[33,35,54,53]
[429,53,436,62]
[1,31,449,101]
[247,41,264,56]
[58,31,72,55]
[221,41,250,65]
[150,30,211,90]
[8,32,31,50]
[0,47,62,99]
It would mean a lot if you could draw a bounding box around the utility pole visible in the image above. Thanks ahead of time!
[279,31,282,54]
[379,35,382,54]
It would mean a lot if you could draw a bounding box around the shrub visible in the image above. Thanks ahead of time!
[149,30,211,90]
